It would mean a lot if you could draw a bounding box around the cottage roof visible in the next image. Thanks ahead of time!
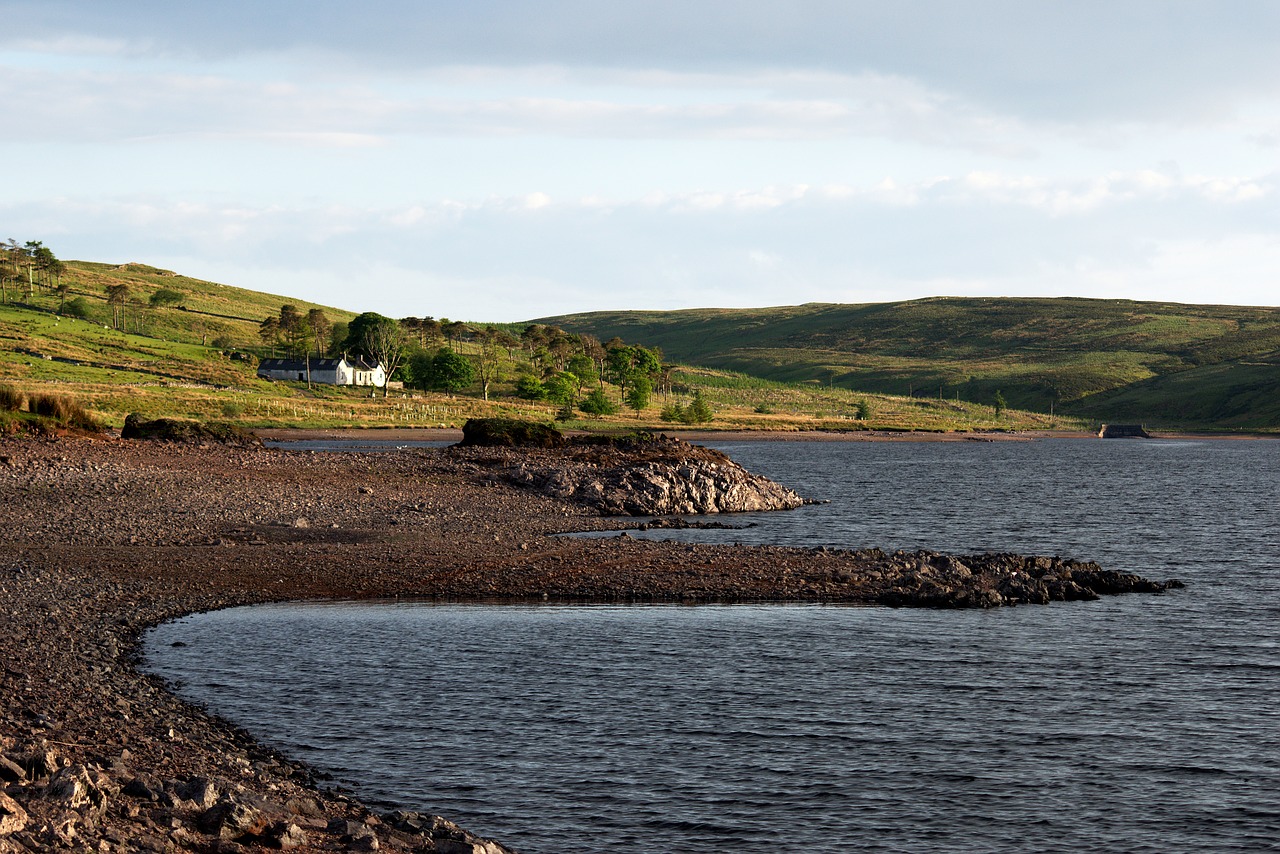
[258,358,347,372]
[348,356,383,371]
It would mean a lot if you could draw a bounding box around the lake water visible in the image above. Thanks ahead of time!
[145,438,1280,853]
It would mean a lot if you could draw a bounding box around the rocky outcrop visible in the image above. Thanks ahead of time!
[451,432,806,515]
[869,550,1183,608]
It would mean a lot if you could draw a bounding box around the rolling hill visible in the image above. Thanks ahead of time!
[537,297,1280,429]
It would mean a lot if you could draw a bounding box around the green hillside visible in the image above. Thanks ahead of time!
[50,260,358,348]
[1,254,1079,434]
[537,298,1280,429]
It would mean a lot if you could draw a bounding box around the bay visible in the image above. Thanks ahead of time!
[145,438,1280,852]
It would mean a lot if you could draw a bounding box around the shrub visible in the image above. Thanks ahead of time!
[28,394,97,429]
[221,402,245,418]
[544,372,578,405]
[660,403,685,422]
[685,391,714,424]
[854,399,871,420]
[514,375,546,400]
[63,297,93,319]
[0,385,25,412]
[579,388,619,416]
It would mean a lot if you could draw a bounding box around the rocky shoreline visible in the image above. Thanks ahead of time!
[0,433,1181,852]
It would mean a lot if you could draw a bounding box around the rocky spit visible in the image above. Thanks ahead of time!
[0,433,1182,852]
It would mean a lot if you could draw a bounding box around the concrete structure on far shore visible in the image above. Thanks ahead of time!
[257,356,386,387]
[1098,424,1152,438]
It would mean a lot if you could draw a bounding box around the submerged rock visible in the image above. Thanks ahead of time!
[870,550,1183,608]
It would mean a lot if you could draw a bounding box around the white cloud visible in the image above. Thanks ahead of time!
[10,165,1277,321]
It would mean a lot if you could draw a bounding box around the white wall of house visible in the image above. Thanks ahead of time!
[258,357,384,386]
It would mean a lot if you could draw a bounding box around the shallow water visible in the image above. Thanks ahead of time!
[146,438,1280,853]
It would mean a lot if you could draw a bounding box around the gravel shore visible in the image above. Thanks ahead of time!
[0,434,1180,852]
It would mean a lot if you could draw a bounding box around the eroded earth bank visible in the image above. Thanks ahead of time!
[0,429,1181,852]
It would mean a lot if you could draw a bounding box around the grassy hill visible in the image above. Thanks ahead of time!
[1,259,1078,433]
[537,297,1280,429]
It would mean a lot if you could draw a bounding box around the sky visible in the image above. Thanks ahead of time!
[3,1,1279,321]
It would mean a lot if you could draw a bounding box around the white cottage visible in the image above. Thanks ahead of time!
[257,356,386,387]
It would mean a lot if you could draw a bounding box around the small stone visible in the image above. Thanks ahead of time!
[0,790,29,835]
[48,764,111,816]
[199,799,267,840]
[173,776,220,809]
[263,821,307,849]
[0,756,25,783]
[358,486,374,495]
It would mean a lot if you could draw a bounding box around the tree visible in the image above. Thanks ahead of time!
[106,284,131,331]
[473,326,508,401]
[415,347,474,394]
[342,312,389,356]
[580,335,607,386]
[420,317,443,349]
[278,305,308,356]
[129,295,148,334]
[625,375,652,417]
[307,309,332,357]
[605,343,661,398]
[686,391,714,424]
[442,320,473,351]
[515,375,546,400]
[258,316,281,355]
[149,288,185,310]
[329,321,349,355]
[23,241,43,298]
[566,355,595,392]
[0,239,18,303]
[993,390,1007,418]
[580,387,619,416]
[855,399,871,421]
[544,371,578,405]
[361,316,407,397]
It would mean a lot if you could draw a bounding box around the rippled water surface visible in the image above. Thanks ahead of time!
[145,439,1280,852]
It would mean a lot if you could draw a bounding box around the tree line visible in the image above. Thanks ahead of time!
[257,307,713,421]
[0,239,67,305]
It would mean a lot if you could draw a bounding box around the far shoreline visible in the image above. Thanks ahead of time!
[254,425,1277,443]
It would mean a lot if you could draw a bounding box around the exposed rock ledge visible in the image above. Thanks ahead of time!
[451,428,806,515]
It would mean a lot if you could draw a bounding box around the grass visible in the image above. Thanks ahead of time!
[538,297,1280,429]
[7,258,1275,432]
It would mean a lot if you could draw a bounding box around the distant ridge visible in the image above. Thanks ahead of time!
[536,297,1280,428]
